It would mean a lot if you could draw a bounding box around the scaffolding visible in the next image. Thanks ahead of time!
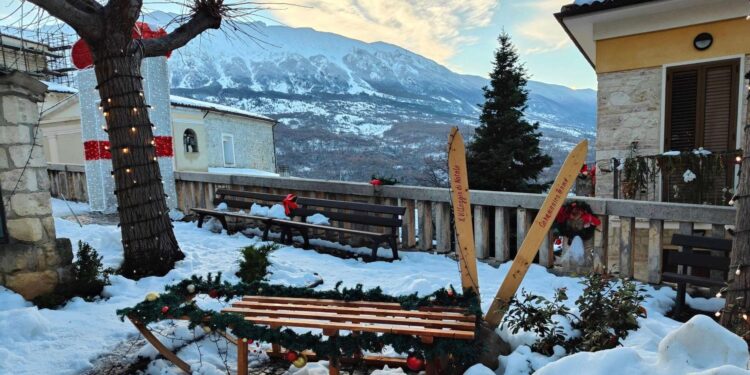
[0,26,74,85]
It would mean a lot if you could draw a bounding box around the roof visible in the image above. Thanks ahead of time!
[557,0,658,18]
[42,82,275,123]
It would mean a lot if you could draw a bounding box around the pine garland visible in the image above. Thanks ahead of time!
[117,273,482,364]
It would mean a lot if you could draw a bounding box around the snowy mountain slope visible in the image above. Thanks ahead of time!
[68,12,598,183]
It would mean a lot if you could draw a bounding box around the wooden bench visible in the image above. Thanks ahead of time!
[191,189,406,259]
[222,296,477,375]
[662,234,732,312]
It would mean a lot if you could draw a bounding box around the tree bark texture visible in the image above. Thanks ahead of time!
[92,44,182,277]
[721,119,750,340]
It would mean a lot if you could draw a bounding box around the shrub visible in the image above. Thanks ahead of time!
[503,273,647,355]
[236,243,277,283]
[33,241,111,308]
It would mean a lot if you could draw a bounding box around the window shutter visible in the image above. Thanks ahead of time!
[702,65,735,152]
[666,69,698,152]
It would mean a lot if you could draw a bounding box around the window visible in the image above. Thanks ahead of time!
[0,189,7,243]
[183,129,199,153]
[664,59,739,203]
[222,134,235,166]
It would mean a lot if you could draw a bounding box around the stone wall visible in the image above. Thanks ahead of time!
[0,72,72,299]
[595,67,662,199]
[204,114,276,172]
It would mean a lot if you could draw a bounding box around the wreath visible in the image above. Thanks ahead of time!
[552,200,601,243]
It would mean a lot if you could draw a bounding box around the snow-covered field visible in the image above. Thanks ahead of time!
[0,200,747,375]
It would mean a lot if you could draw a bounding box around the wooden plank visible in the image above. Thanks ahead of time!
[241,296,401,308]
[494,207,510,262]
[709,224,727,282]
[447,127,480,294]
[593,215,609,274]
[473,205,489,259]
[242,316,475,339]
[232,301,476,322]
[671,233,732,251]
[222,307,476,331]
[665,252,730,270]
[128,317,192,374]
[647,219,663,284]
[265,350,408,367]
[418,201,434,250]
[435,203,452,253]
[619,216,635,278]
[662,272,726,287]
[402,199,417,248]
[484,140,587,328]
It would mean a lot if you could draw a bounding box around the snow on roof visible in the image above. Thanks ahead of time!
[169,95,275,123]
[42,83,274,123]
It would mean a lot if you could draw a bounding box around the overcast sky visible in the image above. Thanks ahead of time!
[1,0,598,89]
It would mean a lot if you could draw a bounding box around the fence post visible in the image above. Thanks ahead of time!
[473,205,488,259]
[619,216,635,278]
[494,207,510,262]
[418,201,433,251]
[435,203,451,253]
[647,219,663,284]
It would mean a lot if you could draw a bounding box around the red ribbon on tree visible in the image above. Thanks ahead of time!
[83,137,173,161]
[282,194,299,216]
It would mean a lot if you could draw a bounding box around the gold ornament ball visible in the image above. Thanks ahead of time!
[292,354,308,368]
[187,284,196,294]
[202,326,212,334]
[145,292,160,302]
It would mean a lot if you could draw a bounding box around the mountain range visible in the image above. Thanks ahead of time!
[74,12,600,184]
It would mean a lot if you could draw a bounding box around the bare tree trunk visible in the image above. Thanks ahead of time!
[92,42,183,278]
[720,118,749,341]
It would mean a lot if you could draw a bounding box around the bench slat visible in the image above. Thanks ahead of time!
[233,300,476,322]
[270,219,391,237]
[222,307,476,331]
[662,272,726,287]
[671,234,732,252]
[666,252,730,270]
[243,295,401,308]
[214,189,405,215]
[292,208,401,227]
[241,316,475,340]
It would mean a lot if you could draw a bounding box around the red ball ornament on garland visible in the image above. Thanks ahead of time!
[208,289,220,299]
[370,178,383,186]
[285,351,299,362]
[161,306,170,314]
[406,353,424,371]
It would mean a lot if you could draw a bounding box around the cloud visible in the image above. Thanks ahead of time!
[510,0,573,55]
[269,0,498,64]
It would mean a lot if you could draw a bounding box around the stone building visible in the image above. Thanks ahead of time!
[39,84,278,174]
[556,0,748,201]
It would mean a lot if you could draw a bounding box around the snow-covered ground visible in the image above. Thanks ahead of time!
[0,200,747,375]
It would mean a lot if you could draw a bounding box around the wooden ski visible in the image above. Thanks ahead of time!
[484,140,588,328]
[448,127,480,295]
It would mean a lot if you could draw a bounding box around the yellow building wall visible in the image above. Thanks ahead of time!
[597,17,750,73]
[171,112,209,172]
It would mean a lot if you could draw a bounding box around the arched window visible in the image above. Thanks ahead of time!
[183,129,198,153]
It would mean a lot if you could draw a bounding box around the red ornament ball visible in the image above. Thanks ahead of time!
[285,351,298,362]
[161,306,170,314]
[208,289,219,299]
[406,354,424,371]
[71,39,93,69]
[370,179,383,186]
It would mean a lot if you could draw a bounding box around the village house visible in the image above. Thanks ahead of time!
[40,83,278,175]
[556,0,747,204]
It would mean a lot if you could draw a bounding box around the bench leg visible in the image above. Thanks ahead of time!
[676,282,687,313]
[390,237,399,259]
[237,339,248,375]
[301,227,310,248]
[262,224,271,241]
[218,216,229,233]
[197,214,205,228]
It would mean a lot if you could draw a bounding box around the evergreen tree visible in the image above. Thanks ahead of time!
[467,33,552,192]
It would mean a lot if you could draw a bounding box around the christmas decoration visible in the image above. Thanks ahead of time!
[71,22,172,70]
[186,284,196,294]
[282,194,299,216]
[285,350,298,362]
[370,174,399,185]
[552,201,601,243]
[208,289,219,299]
[161,306,170,314]
[292,353,308,368]
[117,273,481,365]
[145,292,159,302]
[406,353,424,371]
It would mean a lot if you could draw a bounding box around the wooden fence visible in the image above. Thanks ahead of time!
[47,163,87,202]
[45,165,737,284]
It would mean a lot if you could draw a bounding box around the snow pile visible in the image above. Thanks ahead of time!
[306,213,330,225]
[215,202,228,211]
[693,147,712,156]
[249,203,289,219]
[560,236,585,265]
[536,316,749,375]
[662,150,681,156]
[684,169,697,183]
[208,167,280,177]
[51,198,91,217]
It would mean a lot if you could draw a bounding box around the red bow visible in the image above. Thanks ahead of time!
[582,213,601,228]
[282,194,299,216]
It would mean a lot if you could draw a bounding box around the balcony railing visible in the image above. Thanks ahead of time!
[47,164,737,285]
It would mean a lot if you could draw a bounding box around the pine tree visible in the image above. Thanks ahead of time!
[467,33,552,193]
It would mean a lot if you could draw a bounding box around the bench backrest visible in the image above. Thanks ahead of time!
[213,189,405,228]
[668,234,732,272]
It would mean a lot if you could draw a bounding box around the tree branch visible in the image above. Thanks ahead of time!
[25,0,102,42]
[141,10,221,57]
